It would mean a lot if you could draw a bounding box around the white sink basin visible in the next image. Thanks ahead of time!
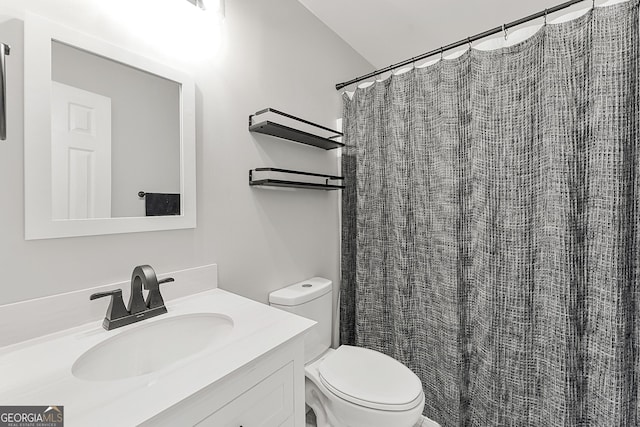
[72,313,234,381]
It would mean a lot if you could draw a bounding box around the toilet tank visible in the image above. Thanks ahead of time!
[269,277,332,363]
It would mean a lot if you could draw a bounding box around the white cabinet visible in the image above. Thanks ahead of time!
[196,362,293,427]
[140,335,307,427]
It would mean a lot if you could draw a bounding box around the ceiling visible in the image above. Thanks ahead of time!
[298,0,592,70]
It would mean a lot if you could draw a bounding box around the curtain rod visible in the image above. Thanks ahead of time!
[335,0,589,91]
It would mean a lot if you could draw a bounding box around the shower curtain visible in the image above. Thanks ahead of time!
[340,1,639,426]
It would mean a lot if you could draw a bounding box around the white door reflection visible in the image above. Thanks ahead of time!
[52,82,112,220]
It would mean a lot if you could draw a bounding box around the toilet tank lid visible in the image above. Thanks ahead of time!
[269,277,332,306]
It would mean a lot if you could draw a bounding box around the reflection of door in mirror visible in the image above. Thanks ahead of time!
[52,82,112,220]
[51,41,181,219]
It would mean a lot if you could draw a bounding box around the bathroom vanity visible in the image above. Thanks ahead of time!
[0,288,315,426]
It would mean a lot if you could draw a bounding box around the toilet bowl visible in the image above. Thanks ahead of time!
[269,278,424,427]
[305,346,425,427]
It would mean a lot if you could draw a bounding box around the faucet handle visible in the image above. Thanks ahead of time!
[147,277,174,309]
[90,289,129,323]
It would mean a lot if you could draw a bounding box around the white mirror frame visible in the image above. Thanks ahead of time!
[24,13,196,240]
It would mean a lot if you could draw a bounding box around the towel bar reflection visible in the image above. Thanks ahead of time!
[0,43,9,141]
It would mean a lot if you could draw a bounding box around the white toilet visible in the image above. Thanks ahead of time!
[269,277,425,427]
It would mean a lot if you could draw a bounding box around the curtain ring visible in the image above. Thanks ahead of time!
[544,9,548,26]
[592,0,596,9]
[467,37,472,50]
[440,47,444,61]
[502,24,508,40]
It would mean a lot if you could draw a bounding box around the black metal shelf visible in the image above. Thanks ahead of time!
[249,108,344,150]
[249,168,344,191]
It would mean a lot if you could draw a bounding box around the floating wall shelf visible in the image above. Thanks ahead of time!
[249,108,344,150]
[249,168,344,191]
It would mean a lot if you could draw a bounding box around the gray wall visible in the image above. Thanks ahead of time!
[0,0,372,305]
[51,41,181,218]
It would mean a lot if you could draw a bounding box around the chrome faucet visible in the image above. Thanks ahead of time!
[90,265,174,330]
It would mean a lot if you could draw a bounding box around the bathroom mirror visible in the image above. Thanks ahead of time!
[24,13,196,239]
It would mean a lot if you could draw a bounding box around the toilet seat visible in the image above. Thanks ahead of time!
[317,345,423,412]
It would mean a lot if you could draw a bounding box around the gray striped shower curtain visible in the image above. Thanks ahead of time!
[340,1,640,426]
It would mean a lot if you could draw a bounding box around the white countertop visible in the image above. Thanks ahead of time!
[0,289,315,426]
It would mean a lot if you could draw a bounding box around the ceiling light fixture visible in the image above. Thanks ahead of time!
[185,0,225,18]
[185,0,206,9]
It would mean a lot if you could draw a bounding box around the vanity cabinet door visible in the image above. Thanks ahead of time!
[196,362,294,427]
